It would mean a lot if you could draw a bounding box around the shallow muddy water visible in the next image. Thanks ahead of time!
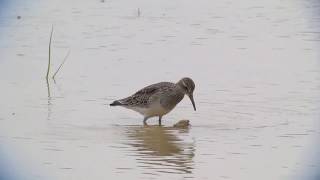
[0,0,320,179]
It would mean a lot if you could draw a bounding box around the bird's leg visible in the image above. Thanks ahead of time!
[143,117,148,125]
[158,116,162,126]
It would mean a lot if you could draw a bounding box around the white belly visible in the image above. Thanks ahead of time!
[128,103,171,118]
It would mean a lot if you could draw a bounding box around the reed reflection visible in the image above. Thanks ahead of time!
[124,125,195,174]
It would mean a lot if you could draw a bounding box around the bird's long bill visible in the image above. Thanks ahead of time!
[188,94,196,111]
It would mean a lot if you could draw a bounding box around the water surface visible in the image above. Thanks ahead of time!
[0,0,320,179]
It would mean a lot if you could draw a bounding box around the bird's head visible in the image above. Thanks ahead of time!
[177,77,196,111]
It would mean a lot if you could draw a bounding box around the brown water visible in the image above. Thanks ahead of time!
[0,0,320,179]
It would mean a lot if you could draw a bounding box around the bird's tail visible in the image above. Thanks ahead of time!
[110,100,122,106]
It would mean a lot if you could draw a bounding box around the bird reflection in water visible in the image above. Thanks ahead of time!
[124,125,195,175]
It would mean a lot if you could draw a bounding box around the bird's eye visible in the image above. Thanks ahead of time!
[182,81,188,91]
[184,86,188,91]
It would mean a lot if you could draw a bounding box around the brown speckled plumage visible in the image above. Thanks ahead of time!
[118,82,177,107]
[110,77,196,125]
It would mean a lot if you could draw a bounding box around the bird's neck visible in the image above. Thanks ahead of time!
[175,82,187,94]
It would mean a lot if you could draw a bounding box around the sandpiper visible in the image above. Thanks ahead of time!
[110,77,196,125]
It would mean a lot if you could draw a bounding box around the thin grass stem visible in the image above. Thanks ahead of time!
[46,25,54,80]
[52,50,70,80]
